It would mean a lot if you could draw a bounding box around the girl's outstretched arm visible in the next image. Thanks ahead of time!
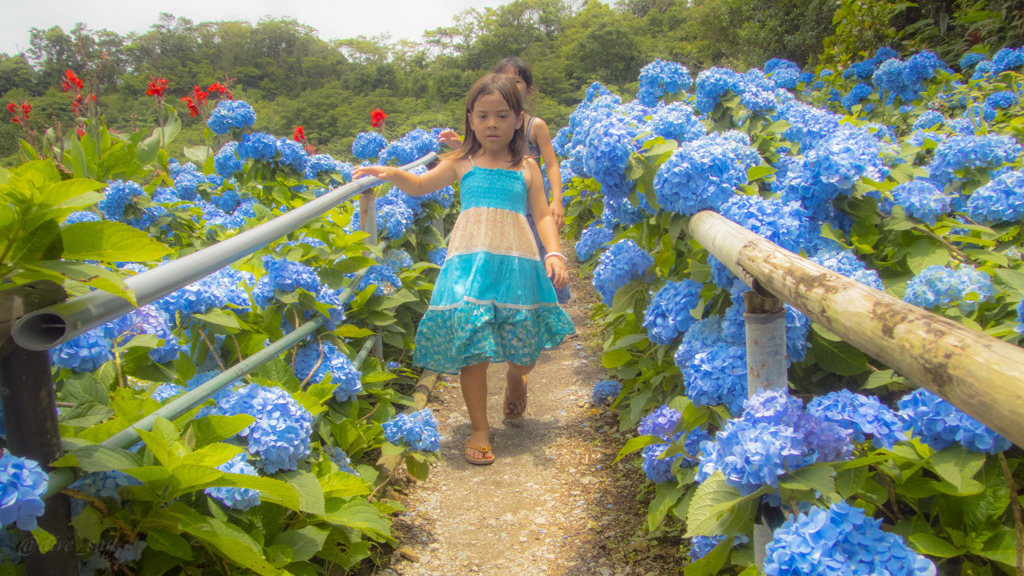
[531,118,564,230]
[351,160,459,197]
[525,158,567,289]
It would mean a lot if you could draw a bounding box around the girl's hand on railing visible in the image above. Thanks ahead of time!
[438,129,462,149]
[352,166,396,182]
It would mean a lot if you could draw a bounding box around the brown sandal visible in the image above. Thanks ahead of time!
[464,438,495,466]
[503,375,527,420]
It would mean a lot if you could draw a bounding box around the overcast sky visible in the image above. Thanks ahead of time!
[3,0,506,56]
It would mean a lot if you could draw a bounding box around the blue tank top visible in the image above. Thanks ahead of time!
[525,117,541,159]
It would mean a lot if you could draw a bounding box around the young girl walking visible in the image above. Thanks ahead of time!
[353,74,576,466]
[440,56,570,304]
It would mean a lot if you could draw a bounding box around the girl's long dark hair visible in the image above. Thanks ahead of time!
[443,74,526,169]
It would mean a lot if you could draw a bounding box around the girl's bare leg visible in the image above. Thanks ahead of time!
[461,361,493,461]
[504,361,533,419]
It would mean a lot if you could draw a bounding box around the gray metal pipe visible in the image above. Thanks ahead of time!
[13,153,437,351]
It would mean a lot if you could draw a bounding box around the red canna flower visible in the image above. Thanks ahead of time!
[180,85,210,118]
[21,102,30,117]
[293,125,306,142]
[71,94,85,115]
[208,81,228,95]
[146,77,168,98]
[61,70,84,92]
[371,108,387,128]
[75,127,86,137]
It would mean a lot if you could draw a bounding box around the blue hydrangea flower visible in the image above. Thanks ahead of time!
[806,389,905,449]
[237,132,278,162]
[888,179,950,225]
[987,90,1017,109]
[383,409,441,452]
[695,67,743,113]
[685,344,747,415]
[809,250,885,291]
[352,132,388,159]
[646,102,707,143]
[637,59,692,107]
[583,117,638,201]
[695,419,807,495]
[0,528,19,564]
[643,280,703,345]
[207,100,256,135]
[742,389,803,427]
[898,388,1011,454]
[252,256,322,307]
[155,266,254,317]
[356,264,402,297]
[968,170,1024,224]
[63,210,101,225]
[0,453,47,530]
[639,405,682,438]
[152,383,184,402]
[912,110,945,131]
[770,67,801,89]
[674,316,727,369]
[50,328,113,372]
[98,180,146,220]
[275,138,308,172]
[928,134,1022,188]
[205,454,261,511]
[210,384,313,473]
[383,249,413,273]
[600,195,644,228]
[993,47,1024,73]
[642,428,710,483]
[764,502,936,576]
[376,193,416,239]
[960,52,986,70]
[67,471,141,518]
[592,380,621,406]
[576,225,614,261]
[292,342,362,402]
[840,84,873,110]
[793,412,854,462]
[777,101,842,149]
[654,132,753,215]
[592,240,654,305]
[721,194,824,255]
[325,446,358,475]
[690,534,749,562]
[904,265,995,313]
[428,247,447,266]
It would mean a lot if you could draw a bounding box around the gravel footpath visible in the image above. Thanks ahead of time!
[374,248,687,576]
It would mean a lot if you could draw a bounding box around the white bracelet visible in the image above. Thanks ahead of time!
[545,252,567,264]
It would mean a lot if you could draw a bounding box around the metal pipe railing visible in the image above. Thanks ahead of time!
[687,209,1024,448]
[44,273,380,499]
[13,153,437,351]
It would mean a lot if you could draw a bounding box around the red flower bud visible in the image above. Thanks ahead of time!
[371,108,387,128]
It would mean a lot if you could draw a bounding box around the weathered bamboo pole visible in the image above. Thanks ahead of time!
[687,210,1024,448]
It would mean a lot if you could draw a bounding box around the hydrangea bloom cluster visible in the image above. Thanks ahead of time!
[764,502,936,576]
[275,137,308,172]
[204,454,261,511]
[357,264,403,297]
[583,116,639,200]
[156,266,254,317]
[292,341,363,402]
[903,265,995,313]
[927,134,1022,188]
[806,389,905,449]
[592,240,654,305]
[237,132,278,161]
[98,180,147,221]
[0,453,47,530]
[647,102,707,143]
[887,179,950,225]
[80,539,149,576]
[352,131,388,159]
[207,100,256,135]
[840,84,873,110]
[383,249,413,273]
[592,380,621,406]
[49,327,113,372]
[897,388,1011,454]
[325,446,358,475]
[637,59,692,107]
[575,226,614,260]
[63,210,102,225]
[379,128,438,165]
[690,534,749,562]
[66,471,140,518]
[209,384,313,473]
[809,250,885,291]
[376,193,416,239]
[684,344,748,415]
[643,280,702,344]
[654,132,753,215]
[642,428,710,483]
[777,101,841,149]
[967,169,1024,224]
[0,528,19,564]
[674,316,727,369]
[721,195,824,255]
[428,247,447,266]
[639,405,682,437]
[695,418,806,494]
[601,195,644,228]
[383,409,441,452]
[778,124,888,218]
[252,256,322,307]
[913,110,945,131]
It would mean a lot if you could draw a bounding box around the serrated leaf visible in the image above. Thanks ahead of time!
[909,533,963,557]
[61,220,174,262]
[179,515,283,576]
[835,465,869,499]
[52,444,143,472]
[405,453,429,481]
[685,472,762,537]
[613,435,664,464]
[272,526,329,563]
[275,469,326,515]
[809,331,868,376]
[778,463,835,494]
[930,445,986,495]
[31,528,55,554]
[145,527,193,560]
[863,369,904,390]
[318,498,392,542]
[649,481,687,532]
[192,414,256,448]
[684,536,733,576]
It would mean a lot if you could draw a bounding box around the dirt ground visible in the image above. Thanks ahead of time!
[374,246,688,576]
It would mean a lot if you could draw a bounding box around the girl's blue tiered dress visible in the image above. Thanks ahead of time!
[413,163,576,375]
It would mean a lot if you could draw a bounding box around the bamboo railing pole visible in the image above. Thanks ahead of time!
[687,210,1024,448]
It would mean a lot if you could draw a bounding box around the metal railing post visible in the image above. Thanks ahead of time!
[742,289,787,569]
[0,281,78,575]
[360,189,384,359]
